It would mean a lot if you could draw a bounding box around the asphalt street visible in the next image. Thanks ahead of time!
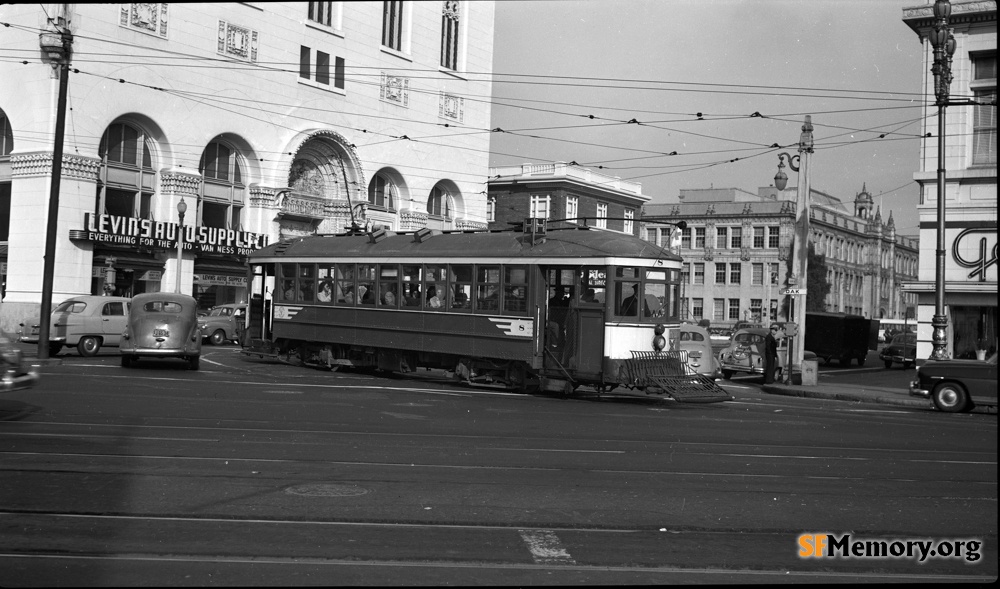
[0,345,995,585]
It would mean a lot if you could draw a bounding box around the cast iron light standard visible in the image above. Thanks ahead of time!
[929,0,956,360]
[36,21,72,360]
[175,197,187,294]
[773,116,814,384]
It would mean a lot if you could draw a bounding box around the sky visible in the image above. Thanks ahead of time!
[489,0,929,237]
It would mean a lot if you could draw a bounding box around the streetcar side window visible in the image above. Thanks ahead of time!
[425,265,447,310]
[450,265,472,309]
[476,265,500,311]
[401,265,422,307]
[379,264,399,307]
[317,265,335,304]
[280,264,297,301]
[357,264,376,305]
[504,265,527,313]
[299,264,315,302]
[335,263,355,304]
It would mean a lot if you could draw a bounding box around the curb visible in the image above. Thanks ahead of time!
[761,384,930,409]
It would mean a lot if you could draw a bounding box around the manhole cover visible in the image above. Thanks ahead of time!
[285,483,369,497]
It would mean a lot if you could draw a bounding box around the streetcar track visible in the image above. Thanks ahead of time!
[1,552,990,582]
[1,450,994,485]
[0,420,994,460]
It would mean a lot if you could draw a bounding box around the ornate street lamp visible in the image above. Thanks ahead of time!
[928,0,956,360]
[175,197,187,294]
[773,116,814,384]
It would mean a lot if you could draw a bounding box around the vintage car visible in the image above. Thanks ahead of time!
[678,324,721,379]
[19,295,131,356]
[197,303,247,345]
[880,333,917,369]
[910,352,997,412]
[0,331,39,392]
[718,327,785,380]
[708,327,734,347]
[120,293,201,370]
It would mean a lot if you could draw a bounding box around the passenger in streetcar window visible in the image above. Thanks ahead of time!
[403,284,421,307]
[581,288,597,303]
[359,284,375,305]
[282,279,299,301]
[452,286,471,309]
[381,284,397,307]
[342,285,355,304]
[620,284,650,317]
[318,280,334,303]
[300,279,314,302]
[426,286,443,309]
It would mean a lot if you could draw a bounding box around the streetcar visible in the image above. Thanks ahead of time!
[242,221,728,403]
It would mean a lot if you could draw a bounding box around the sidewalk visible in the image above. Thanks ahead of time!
[761,378,931,410]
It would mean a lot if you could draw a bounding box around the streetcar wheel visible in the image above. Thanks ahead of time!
[77,336,101,357]
[932,382,968,413]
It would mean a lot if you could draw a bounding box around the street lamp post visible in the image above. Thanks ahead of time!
[176,197,187,294]
[928,0,956,360]
[773,115,814,384]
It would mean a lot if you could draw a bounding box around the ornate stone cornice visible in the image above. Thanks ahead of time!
[10,152,101,180]
[456,218,487,231]
[159,170,202,196]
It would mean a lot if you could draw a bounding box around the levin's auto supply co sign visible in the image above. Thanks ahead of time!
[70,213,268,256]
[195,274,247,286]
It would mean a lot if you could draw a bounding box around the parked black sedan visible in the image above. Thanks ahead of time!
[880,333,916,369]
[910,352,997,412]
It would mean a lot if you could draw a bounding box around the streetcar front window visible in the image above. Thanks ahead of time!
[612,266,680,322]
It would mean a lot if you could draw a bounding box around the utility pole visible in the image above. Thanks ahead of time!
[36,16,72,360]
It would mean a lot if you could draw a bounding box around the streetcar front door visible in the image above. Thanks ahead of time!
[543,266,604,377]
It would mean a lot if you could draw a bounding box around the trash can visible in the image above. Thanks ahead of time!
[801,357,819,386]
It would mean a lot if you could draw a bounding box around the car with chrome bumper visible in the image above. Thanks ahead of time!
[197,303,247,345]
[880,333,916,369]
[120,293,202,370]
[678,324,721,379]
[718,327,785,379]
[909,352,997,412]
[0,332,39,392]
[19,295,131,356]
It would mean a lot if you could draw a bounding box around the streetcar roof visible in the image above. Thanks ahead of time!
[250,227,682,265]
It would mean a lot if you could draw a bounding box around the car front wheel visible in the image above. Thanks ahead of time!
[77,336,101,357]
[932,382,968,413]
[209,330,226,345]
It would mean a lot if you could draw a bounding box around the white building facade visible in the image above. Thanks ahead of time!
[642,187,919,329]
[0,2,494,331]
[902,1,997,360]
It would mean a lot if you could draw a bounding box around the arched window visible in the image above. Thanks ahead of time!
[368,173,396,210]
[199,140,245,230]
[97,122,155,219]
[427,184,451,218]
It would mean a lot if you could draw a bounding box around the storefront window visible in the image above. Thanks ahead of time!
[951,305,997,359]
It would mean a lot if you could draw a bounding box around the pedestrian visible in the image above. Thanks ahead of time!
[763,325,780,384]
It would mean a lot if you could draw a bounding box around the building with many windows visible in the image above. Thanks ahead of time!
[0,2,494,331]
[486,162,648,236]
[902,1,996,360]
[641,187,919,328]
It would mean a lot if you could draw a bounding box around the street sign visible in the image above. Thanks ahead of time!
[780,288,806,296]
